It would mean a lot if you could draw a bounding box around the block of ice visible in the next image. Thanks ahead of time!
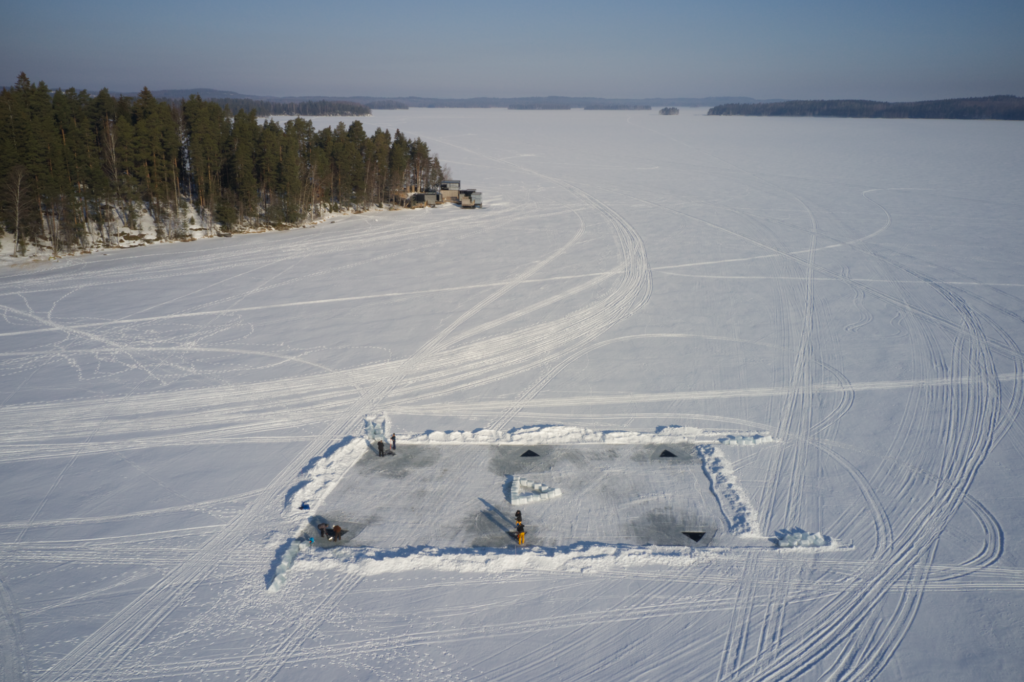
[267,541,302,593]
[510,476,562,505]
[776,530,828,548]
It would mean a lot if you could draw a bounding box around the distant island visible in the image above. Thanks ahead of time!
[659,107,679,116]
[584,104,651,111]
[508,103,572,110]
[708,96,1024,120]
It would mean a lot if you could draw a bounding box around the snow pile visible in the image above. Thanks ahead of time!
[697,445,759,536]
[404,425,770,446]
[267,541,302,593]
[285,437,370,515]
[299,543,706,578]
[776,530,829,549]
[510,476,562,505]
[719,435,765,446]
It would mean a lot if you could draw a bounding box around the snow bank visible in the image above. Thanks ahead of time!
[285,437,370,514]
[510,476,562,505]
[718,434,766,446]
[697,445,760,536]
[775,530,829,549]
[267,540,302,594]
[298,543,706,578]
[404,425,771,446]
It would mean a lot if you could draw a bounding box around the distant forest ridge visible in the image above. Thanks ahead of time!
[508,103,571,110]
[146,90,771,110]
[708,96,1024,120]
[173,98,372,116]
[369,95,765,109]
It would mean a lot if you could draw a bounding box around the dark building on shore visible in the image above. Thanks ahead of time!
[393,179,482,209]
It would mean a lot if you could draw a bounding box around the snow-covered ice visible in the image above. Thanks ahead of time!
[2,107,1024,681]
[310,438,729,549]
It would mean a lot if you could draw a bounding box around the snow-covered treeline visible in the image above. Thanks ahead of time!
[0,74,446,259]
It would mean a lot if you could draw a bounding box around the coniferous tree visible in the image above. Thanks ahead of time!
[0,76,454,253]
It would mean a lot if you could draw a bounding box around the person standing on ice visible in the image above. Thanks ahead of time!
[391,433,396,452]
[516,522,526,546]
[515,510,522,524]
[377,440,384,457]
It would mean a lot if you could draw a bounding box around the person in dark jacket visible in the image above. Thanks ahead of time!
[391,433,396,452]
[377,440,384,457]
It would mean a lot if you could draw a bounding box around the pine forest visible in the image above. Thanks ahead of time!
[0,74,447,257]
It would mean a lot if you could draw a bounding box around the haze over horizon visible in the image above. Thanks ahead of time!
[2,0,1022,102]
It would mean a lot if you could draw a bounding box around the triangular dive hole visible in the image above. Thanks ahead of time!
[659,450,677,458]
[521,450,540,457]
[682,531,705,543]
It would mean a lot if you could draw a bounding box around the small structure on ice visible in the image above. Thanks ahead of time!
[458,188,483,208]
[510,475,561,505]
[396,179,483,209]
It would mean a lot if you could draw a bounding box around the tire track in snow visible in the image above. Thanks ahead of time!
[725,270,1024,681]
[486,179,652,432]
[36,194,636,680]
[620,164,1020,679]
[0,573,28,682]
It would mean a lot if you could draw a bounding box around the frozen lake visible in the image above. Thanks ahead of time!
[1,107,1023,681]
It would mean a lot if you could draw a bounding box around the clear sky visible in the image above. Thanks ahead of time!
[2,0,1022,101]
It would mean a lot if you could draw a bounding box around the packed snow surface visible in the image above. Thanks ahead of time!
[2,107,1024,681]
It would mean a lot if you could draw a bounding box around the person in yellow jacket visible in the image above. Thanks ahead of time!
[516,521,526,546]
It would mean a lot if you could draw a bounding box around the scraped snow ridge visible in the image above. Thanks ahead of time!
[406,425,771,446]
[697,444,760,536]
[510,475,562,504]
[776,530,829,549]
[267,541,301,594]
[301,543,707,578]
[285,437,369,516]
[719,435,765,446]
